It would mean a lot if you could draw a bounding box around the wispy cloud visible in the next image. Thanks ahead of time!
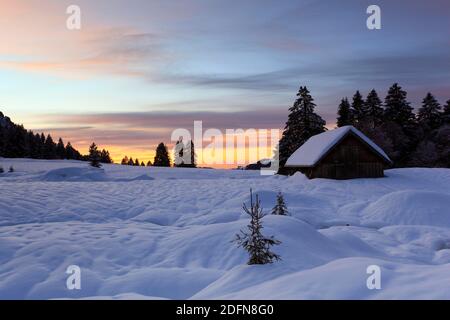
[33,109,288,131]
[0,28,169,79]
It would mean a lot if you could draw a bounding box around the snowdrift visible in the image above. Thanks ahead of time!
[39,167,155,182]
[363,190,450,227]
[41,167,108,182]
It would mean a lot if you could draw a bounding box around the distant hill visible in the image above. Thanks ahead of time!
[0,110,84,160]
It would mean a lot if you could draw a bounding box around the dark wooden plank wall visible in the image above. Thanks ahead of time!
[311,134,385,179]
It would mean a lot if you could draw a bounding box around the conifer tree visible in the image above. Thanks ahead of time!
[146,160,153,166]
[39,133,46,158]
[417,93,442,130]
[121,156,129,165]
[44,134,57,159]
[88,142,102,168]
[351,90,366,127]
[185,140,197,168]
[234,189,281,265]
[174,138,184,167]
[336,98,352,127]
[382,83,417,166]
[384,83,415,126]
[100,149,112,164]
[28,132,39,158]
[443,100,450,124]
[134,158,140,166]
[278,86,326,169]
[365,89,384,128]
[128,157,134,166]
[444,100,450,115]
[141,161,145,166]
[271,192,289,216]
[8,166,14,173]
[56,138,66,159]
[153,142,171,167]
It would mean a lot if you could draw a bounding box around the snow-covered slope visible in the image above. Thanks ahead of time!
[1,158,450,299]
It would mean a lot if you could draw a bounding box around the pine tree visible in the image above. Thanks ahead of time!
[336,98,352,127]
[100,149,112,164]
[146,160,153,166]
[65,142,81,160]
[141,161,145,166]
[382,83,418,166]
[443,100,450,124]
[176,140,197,168]
[134,158,140,166]
[56,138,66,159]
[278,86,326,169]
[185,140,197,168]
[365,89,384,129]
[351,90,366,127]
[27,131,39,158]
[121,156,129,165]
[384,83,415,126]
[128,157,134,166]
[39,133,46,158]
[444,100,450,116]
[174,138,184,167]
[234,189,281,265]
[88,143,102,168]
[153,142,171,167]
[271,192,288,216]
[417,93,442,130]
[43,134,57,159]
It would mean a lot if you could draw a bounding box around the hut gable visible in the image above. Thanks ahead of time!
[284,126,392,179]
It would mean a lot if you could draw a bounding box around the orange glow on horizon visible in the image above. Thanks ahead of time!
[73,142,275,169]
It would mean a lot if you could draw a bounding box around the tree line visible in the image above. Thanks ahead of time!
[0,111,112,163]
[278,83,450,171]
[120,139,197,168]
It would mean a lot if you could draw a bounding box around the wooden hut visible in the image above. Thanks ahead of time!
[283,126,392,179]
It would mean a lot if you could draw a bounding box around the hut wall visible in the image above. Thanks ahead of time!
[311,134,385,179]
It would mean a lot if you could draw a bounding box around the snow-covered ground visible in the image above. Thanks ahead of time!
[1,158,450,299]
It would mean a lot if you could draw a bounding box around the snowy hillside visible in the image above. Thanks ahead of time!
[1,158,450,299]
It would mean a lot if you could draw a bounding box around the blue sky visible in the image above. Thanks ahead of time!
[0,0,449,162]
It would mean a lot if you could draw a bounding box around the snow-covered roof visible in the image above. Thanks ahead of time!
[285,126,392,167]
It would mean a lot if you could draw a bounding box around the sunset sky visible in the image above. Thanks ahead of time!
[0,0,449,166]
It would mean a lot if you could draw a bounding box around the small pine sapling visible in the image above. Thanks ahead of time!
[234,189,281,265]
[271,192,289,216]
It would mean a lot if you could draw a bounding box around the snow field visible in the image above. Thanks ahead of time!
[1,158,450,299]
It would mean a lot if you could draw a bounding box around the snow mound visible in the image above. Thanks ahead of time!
[115,174,154,182]
[40,167,107,182]
[38,167,154,182]
[363,190,450,227]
